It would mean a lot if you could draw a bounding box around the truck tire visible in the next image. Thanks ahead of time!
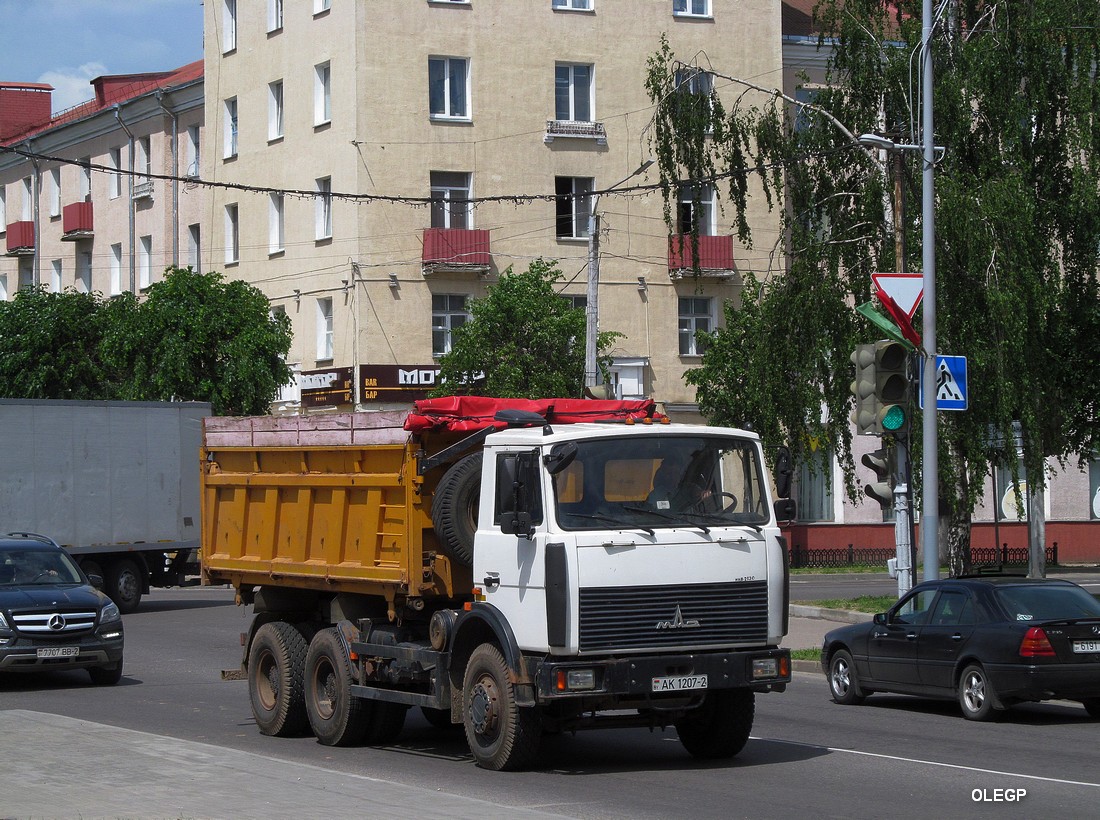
[431,452,482,567]
[676,689,754,760]
[304,628,371,746]
[105,558,143,614]
[248,621,310,737]
[462,643,541,770]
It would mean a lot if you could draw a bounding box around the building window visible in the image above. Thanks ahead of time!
[110,243,123,295]
[430,171,471,229]
[555,176,593,239]
[429,57,470,119]
[678,183,716,235]
[225,203,239,264]
[50,259,62,292]
[139,235,152,289]
[48,168,61,217]
[678,296,712,356]
[268,0,283,32]
[995,462,1028,522]
[796,450,835,522]
[224,98,238,159]
[673,0,710,17]
[186,126,201,177]
[269,193,285,254]
[564,294,586,311]
[0,186,6,232]
[109,148,122,198]
[553,0,592,9]
[555,63,593,122]
[137,136,152,179]
[315,177,332,239]
[268,80,284,141]
[77,251,92,293]
[432,294,468,356]
[188,224,201,273]
[794,87,821,133]
[314,62,331,126]
[21,177,32,220]
[314,0,331,14]
[18,259,33,291]
[223,0,237,52]
[79,158,91,199]
[316,297,334,361]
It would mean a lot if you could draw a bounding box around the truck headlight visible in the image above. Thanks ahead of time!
[555,668,597,692]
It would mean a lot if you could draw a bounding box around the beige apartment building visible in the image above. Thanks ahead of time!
[203,0,783,415]
[0,63,204,300]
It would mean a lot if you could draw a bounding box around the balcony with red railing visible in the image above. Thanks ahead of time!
[422,228,491,274]
[667,234,736,279]
[5,221,34,255]
[61,201,94,240]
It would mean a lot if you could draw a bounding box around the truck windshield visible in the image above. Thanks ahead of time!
[552,435,769,532]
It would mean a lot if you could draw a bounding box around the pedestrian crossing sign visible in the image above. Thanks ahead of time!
[919,355,968,411]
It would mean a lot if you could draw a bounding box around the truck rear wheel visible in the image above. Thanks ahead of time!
[105,558,143,614]
[676,689,754,760]
[462,643,540,770]
[305,628,371,746]
[249,621,310,737]
[431,452,482,567]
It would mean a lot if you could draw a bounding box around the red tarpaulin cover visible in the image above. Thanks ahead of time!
[404,396,662,433]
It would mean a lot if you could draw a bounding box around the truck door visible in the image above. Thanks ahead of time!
[474,449,554,652]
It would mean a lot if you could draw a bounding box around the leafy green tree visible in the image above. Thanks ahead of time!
[0,268,292,416]
[0,286,112,399]
[645,2,1100,573]
[430,259,622,399]
[108,267,293,415]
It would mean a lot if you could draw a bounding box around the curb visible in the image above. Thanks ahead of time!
[790,604,872,624]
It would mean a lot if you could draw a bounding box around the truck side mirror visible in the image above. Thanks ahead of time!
[497,450,539,539]
[774,446,793,499]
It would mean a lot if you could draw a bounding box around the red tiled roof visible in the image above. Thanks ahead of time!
[2,59,203,146]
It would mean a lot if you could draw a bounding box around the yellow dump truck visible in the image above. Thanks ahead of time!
[202,397,793,770]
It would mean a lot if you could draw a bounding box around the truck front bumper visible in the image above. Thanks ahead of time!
[531,646,790,701]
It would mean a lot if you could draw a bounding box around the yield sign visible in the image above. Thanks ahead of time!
[871,273,924,319]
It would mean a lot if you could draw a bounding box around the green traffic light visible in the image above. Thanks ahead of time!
[881,404,906,431]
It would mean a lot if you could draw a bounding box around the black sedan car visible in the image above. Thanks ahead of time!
[822,575,1100,720]
[0,533,124,684]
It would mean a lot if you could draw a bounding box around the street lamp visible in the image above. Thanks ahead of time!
[585,159,654,389]
[857,126,940,583]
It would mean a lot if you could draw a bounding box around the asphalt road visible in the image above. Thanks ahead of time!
[3,586,1100,818]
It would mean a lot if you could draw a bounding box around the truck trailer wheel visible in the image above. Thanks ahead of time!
[304,628,371,746]
[105,558,143,614]
[248,621,310,737]
[431,452,482,567]
[676,689,754,760]
[462,643,541,770]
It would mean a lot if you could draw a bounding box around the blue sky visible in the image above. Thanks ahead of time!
[0,0,204,113]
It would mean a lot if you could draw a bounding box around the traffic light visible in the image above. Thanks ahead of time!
[862,446,895,510]
[873,341,911,435]
[849,343,878,436]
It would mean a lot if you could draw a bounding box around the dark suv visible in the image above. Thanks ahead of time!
[0,533,125,684]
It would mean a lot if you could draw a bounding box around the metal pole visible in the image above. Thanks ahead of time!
[920,0,939,581]
[894,440,913,597]
[585,209,601,389]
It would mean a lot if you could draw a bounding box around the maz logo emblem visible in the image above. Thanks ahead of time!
[656,604,700,630]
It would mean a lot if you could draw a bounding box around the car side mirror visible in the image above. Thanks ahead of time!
[87,573,104,589]
[873,612,887,626]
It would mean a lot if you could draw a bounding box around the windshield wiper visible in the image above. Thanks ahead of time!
[563,511,654,536]
[620,504,709,534]
[686,509,764,534]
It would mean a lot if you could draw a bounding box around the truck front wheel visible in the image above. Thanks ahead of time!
[676,689,755,760]
[462,643,540,770]
[304,628,371,746]
[105,558,143,614]
[248,621,310,737]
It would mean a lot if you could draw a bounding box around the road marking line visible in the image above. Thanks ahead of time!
[755,737,1100,789]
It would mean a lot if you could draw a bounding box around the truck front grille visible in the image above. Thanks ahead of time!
[578,581,768,653]
[11,610,98,635]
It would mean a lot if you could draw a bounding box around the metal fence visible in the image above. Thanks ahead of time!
[789,543,1059,570]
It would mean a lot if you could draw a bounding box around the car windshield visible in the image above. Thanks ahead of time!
[995,584,1100,622]
[553,434,769,532]
[0,548,84,586]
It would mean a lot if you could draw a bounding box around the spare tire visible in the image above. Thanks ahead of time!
[431,452,482,567]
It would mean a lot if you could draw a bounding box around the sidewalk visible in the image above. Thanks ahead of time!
[785,606,871,673]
